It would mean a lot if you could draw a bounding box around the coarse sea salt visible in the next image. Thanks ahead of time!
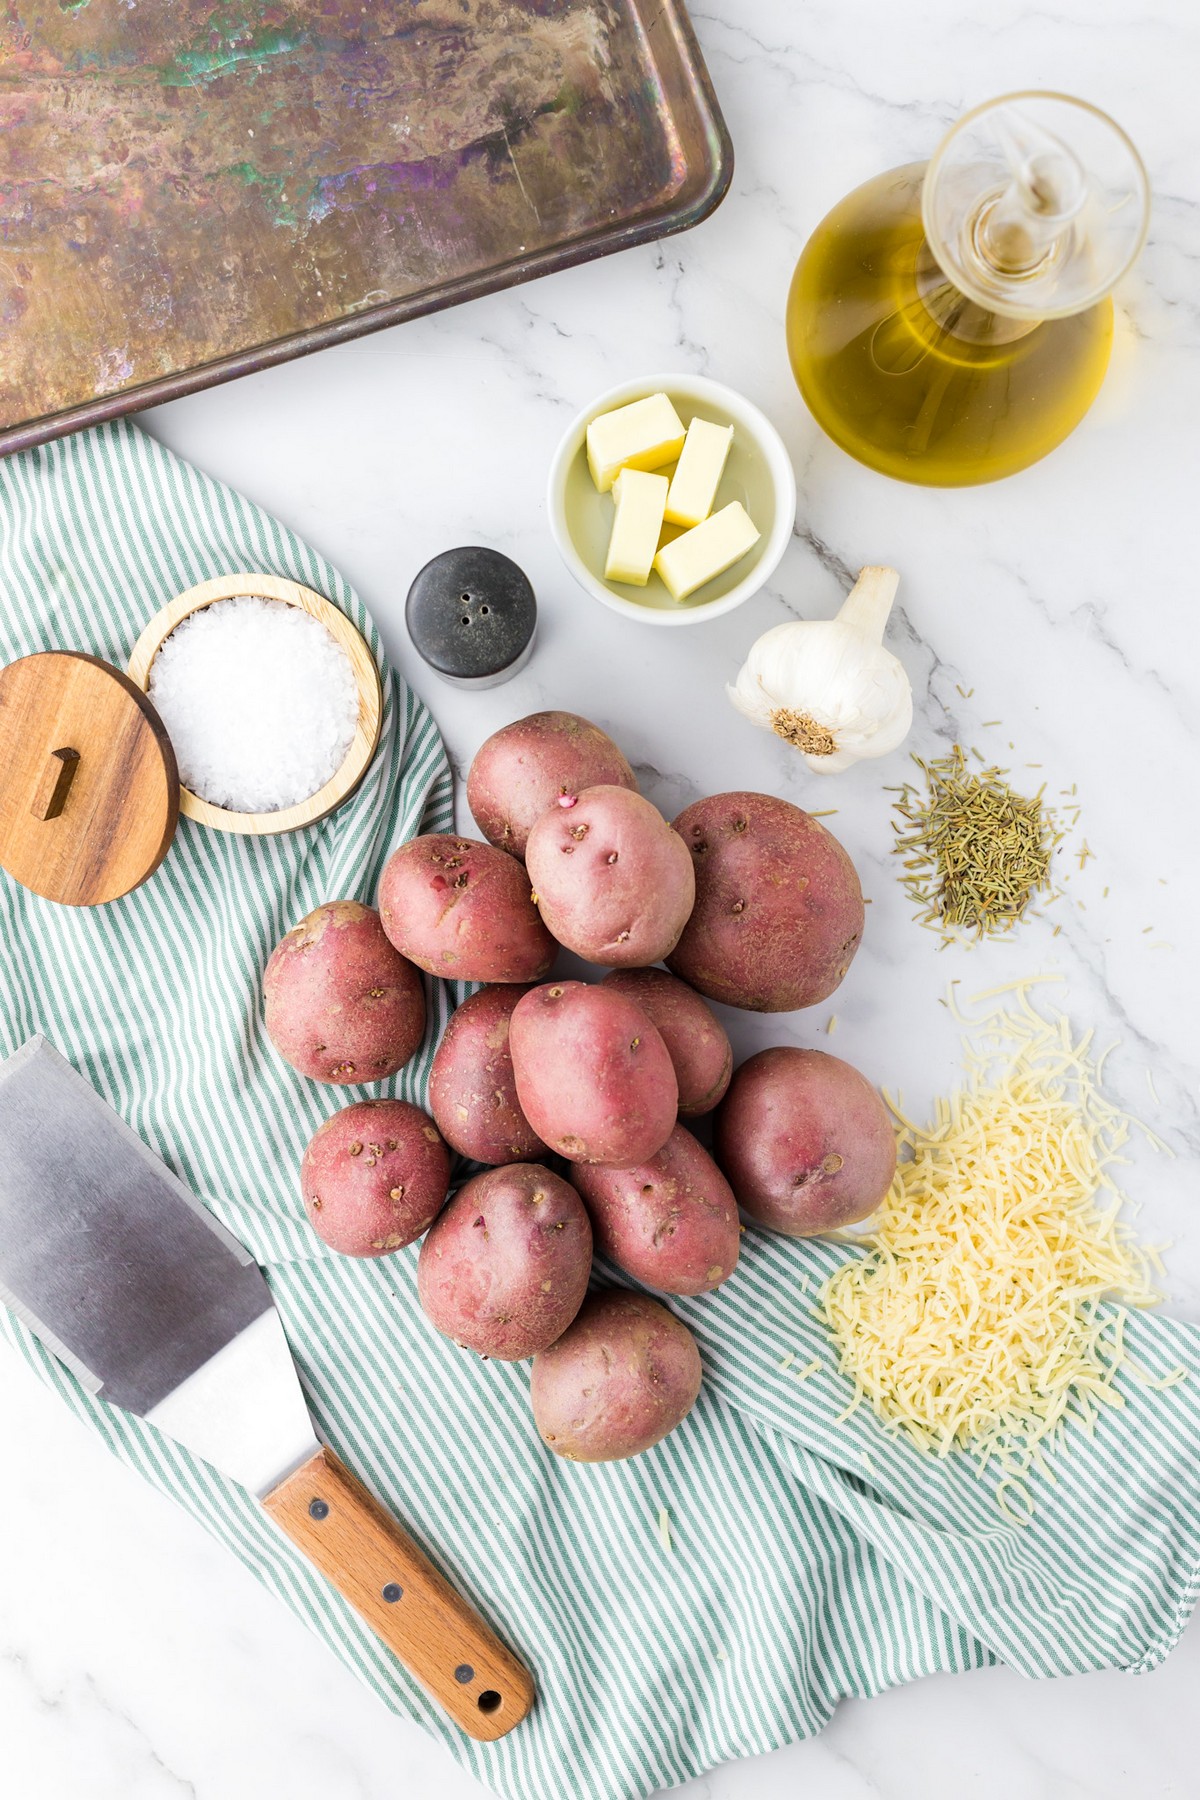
[148,596,360,813]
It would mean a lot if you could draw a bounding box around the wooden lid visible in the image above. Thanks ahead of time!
[0,652,180,907]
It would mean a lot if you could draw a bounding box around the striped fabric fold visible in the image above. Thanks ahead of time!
[1,421,1197,1800]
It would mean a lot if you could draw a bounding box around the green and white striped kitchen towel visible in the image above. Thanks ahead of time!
[1,421,1198,1800]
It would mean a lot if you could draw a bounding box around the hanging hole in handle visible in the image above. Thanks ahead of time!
[477,1690,502,1714]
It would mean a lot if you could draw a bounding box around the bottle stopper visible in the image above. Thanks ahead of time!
[406,548,537,689]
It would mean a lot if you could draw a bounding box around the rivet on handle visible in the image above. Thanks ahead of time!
[31,747,80,822]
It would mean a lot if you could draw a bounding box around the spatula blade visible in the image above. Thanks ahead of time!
[0,1037,317,1492]
[0,1036,270,1412]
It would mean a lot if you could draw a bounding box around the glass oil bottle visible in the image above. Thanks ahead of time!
[786,93,1149,485]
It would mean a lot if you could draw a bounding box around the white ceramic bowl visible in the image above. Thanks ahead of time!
[547,373,797,627]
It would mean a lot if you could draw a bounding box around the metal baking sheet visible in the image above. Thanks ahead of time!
[0,2,732,456]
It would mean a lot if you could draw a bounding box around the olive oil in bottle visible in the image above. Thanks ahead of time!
[786,94,1148,486]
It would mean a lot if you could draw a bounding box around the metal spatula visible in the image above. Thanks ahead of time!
[0,1036,534,1740]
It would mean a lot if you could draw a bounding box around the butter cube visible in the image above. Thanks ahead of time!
[653,502,760,602]
[586,393,686,491]
[605,468,669,586]
[664,418,734,527]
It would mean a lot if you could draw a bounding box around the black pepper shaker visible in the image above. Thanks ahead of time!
[405,547,537,688]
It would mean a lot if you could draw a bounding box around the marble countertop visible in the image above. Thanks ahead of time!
[3,2,1198,1796]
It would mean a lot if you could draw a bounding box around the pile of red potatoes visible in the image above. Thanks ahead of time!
[262,713,896,1463]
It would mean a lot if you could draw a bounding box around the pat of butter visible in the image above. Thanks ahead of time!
[653,502,760,602]
[605,468,669,586]
[586,393,686,492]
[664,419,734,527]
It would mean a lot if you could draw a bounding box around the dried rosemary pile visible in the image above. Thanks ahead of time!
[890,746,1064,939]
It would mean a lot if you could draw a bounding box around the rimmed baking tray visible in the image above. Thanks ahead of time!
[0,1,732,457]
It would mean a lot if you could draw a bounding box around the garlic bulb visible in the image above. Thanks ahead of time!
[728,565,912,774]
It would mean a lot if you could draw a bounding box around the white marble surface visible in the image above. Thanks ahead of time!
[4,2,1200,1796]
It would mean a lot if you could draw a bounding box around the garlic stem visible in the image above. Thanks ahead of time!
[836,565,901,640]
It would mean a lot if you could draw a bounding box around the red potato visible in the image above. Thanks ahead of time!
[378,834,555,984]
[467,711,637,858]
[509,981,677,1166]
[572,1124,740,1296]
[417,1163,592,1360]
[530,1290,702,1462]
[715,1047,896,1237]
[263,900,425,1085]
[301,1099,450,1257]
[668,792,864,1012]
[525,786,695,967]
[428,985,547,1166]
[601,968,732,1116]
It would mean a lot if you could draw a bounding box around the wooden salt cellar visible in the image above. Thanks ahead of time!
[0,575,384,907]
[127,573,384,837]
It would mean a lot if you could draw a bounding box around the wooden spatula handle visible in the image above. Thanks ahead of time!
[264,1447,534,1740]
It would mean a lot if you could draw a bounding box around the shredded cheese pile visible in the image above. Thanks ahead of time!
[819,980,1166,1503]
